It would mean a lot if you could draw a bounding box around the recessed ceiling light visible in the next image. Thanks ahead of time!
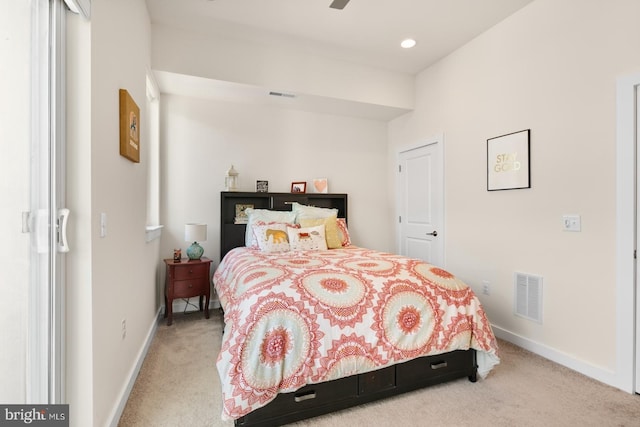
[400,39,417,49]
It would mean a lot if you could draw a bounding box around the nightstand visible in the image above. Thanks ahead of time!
[163,257,212,326]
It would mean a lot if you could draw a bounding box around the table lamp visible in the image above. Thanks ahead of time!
[185,223,207,260]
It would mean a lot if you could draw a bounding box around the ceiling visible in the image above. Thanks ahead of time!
[145,0,534,119]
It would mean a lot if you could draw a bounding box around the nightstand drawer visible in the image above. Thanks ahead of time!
[173,279,207,298]
[173,263,209,280]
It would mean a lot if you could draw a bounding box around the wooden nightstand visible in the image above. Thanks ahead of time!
[164,257,212,326]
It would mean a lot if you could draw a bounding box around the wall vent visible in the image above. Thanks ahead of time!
[514,272,543,323]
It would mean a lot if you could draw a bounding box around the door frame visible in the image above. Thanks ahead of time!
[395,133,445,264]
[615,72,640,394]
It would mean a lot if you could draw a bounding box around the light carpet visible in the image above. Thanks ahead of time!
[118,310,640,427]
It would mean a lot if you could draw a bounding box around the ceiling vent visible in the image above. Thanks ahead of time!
[269,91,296,98]
[514,272,543,323]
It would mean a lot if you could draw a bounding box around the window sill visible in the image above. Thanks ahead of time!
[145,225,163,242]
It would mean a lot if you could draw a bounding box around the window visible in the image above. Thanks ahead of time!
[145,71,162,241]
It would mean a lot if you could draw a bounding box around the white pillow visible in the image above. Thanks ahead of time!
[287,225,328,251]
[291,202,338,221]
[244,208,297,247]
[253,223,291,253]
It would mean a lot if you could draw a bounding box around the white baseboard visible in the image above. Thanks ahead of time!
[108,307,162,427]
[492,325,620,391]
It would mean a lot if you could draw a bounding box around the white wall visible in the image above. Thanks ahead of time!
[66,10,93,425]
[159,94,392,270]
[388,0,640,388]
[66,0,160,425]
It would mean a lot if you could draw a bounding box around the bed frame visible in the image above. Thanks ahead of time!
[219,191,477,427]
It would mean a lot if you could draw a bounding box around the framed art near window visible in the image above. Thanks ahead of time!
[487,129,530,191]
[291,182,306,193]
[119,89,140,163]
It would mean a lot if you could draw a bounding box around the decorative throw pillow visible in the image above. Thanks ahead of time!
[244,208,297,248]
[336,218,351,246]
[287,225,328,251]
[252,222,291,253]
[299,215,342,249]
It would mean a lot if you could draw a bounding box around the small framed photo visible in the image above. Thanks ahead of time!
[256,180,268,192]
[312,178,328,193]
[291,182,307,193]
[487,129,530,191]
[234,204,253,224]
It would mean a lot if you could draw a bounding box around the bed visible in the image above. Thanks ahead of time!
[214,192,500,426]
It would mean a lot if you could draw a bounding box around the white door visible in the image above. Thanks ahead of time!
[397,139,444,266]
[0,0,68,404]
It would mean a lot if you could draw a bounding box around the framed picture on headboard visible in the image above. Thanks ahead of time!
[234,204,253,224]
[291,182,306,193]
[256,180,268,192]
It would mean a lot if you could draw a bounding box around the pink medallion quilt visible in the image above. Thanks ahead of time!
[213,246,500,421]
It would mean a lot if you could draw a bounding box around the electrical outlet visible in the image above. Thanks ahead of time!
[482,280,490,296]
[121,319,126,340]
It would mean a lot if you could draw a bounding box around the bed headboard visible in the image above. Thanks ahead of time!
[220,191,348,261]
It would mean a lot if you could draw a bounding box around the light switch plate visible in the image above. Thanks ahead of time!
[100,212,107,237]
[562,215,581,232]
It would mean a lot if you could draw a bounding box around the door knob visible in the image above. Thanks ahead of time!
[426,231,438,237]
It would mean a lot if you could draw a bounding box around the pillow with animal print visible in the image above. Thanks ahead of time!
[244,208,297,248]
[287,225,328,251]
[252,222,294,253]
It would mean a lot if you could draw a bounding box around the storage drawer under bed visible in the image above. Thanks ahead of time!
[234,350,476,427]
[396,349,477,386]
[235,375,358,426]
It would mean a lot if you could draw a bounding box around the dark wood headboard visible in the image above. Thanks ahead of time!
[220,191,348,261]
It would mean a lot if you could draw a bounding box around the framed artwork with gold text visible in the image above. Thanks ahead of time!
[487,129,530,191]
[119,89,140,163]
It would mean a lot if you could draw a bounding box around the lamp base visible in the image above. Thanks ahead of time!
[186,242,204,260]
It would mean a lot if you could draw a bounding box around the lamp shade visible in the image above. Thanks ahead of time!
[185,223,207,242]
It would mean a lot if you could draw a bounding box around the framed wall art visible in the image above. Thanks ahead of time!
[312,178,328,193]
[487,129,530,191]
[119,89,140,163]
[234,204,253,224]
[291,182,306,193]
